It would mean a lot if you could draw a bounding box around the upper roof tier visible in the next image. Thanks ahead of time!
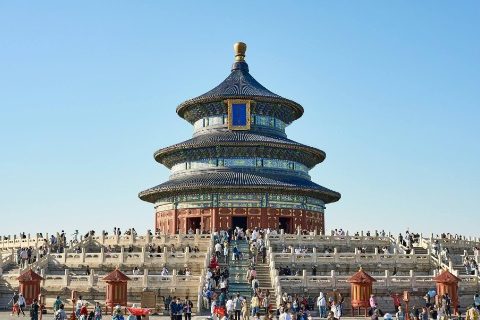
[176,42,304,124]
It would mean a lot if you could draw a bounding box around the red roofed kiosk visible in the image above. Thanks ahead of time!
[434,270,461,315]
[103,269,131,314]
[17,269,43,305]
[348,268,376,316]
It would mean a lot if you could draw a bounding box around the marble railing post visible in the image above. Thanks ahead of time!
[141,247,146,264]
[89,269,95,286]
[312,247,317,263]
[331,270,336,288]
[427,249,432,263]
[162,249,167,264]
[385,270,390,288]
[119,247,125,264]
[302,269,307,287]
[81,248,86,263]
[64,269,69,287]
[410,270,415,287]
[290,248,295,263]
[185,247,190,262]
[333,248,339,263]
[143,269,148,287]
[172,269,178,287]
[194,234,200,247]
[100,247,105,263]
[269,252,275,269]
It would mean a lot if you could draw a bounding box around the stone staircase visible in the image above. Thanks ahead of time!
[225,240,252,301]
[225,240,276,314]
[255,260,276,312]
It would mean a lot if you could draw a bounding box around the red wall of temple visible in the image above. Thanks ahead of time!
[155,207,324,234]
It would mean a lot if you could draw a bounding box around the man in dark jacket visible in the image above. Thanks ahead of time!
[169,296,177,320]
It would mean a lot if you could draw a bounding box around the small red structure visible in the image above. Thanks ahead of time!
[433,270,461,315]
[348,268,376,316]
[103,269,131,313]
[17,269,43,305]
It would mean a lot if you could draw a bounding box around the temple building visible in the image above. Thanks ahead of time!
[139,42,341,234]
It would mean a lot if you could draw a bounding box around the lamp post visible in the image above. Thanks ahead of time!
[403,290,410,320]
[70,290,77,320]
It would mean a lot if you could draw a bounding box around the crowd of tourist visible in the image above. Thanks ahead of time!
[3,227,480,320]
[200,227,276,320]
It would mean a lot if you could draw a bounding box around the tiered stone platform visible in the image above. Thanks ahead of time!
[1,231,479,316]
[265,233,480,314]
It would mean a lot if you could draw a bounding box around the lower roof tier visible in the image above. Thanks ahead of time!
[154,130,326,169]
[139,169,341,204]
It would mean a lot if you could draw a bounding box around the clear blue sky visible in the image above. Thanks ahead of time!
[0,2,478,238]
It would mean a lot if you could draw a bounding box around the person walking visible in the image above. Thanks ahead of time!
[9,292,19,316]
[251,294,260,318]
[331,300,341,320]
[233,294,243,320]
[396,306,405,320]
[18,293,26,316]
[169,296,178,320]
[53,295,62,313]
[317,292,327,318]
[183,297,193,320]
[175,297,183,320]
[55,304,68,320]
[94,301,103,320]
[30,299,39,320]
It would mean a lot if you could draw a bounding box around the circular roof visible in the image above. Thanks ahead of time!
[176,43,304,122]
[139,169,341,204]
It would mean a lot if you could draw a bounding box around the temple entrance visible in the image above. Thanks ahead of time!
[232,216,247,230]
[186,217,201,231]
[279,217,292,233]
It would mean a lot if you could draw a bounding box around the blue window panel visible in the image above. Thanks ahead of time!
[231,103,247,126]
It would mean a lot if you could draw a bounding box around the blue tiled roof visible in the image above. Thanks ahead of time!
[176,61,303,121]
[139,170,341,204]
[153,130,326,168]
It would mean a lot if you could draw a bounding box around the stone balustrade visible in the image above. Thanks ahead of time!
[421,236,480,250]
[266,234,391,248]
[2,269,201,290]
[0,252,13,274]
[270,248,431,265]
[0,232,212,250]
[48,248,206,268]
[273,269,479,291]
[89,232,212,249]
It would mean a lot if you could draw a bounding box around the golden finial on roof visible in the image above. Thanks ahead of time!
[234,42,247,61]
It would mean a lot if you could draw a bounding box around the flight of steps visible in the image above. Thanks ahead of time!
[0,280,14,310]
[255,260,276,313]
[226,240,252,301]
[227,240,276,315]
